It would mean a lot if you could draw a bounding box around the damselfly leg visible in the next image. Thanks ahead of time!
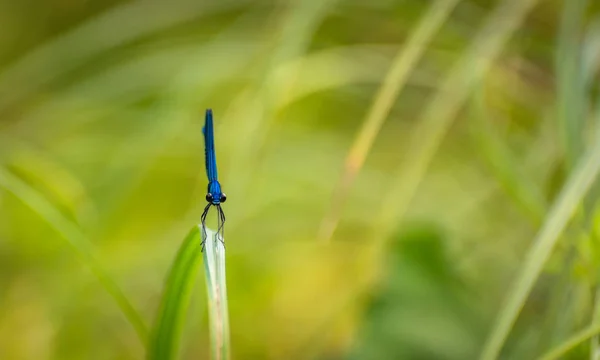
[200,203,226,251]
[200,202,211,251]
[216,204,226,248]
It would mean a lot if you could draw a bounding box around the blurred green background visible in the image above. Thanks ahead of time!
[2,0,600,359]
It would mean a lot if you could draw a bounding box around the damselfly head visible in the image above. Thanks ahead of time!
[206,192,226,204]
[207,181,226,205]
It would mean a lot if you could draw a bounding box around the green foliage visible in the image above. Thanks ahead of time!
[349,225,485,360]
[148,226,203,360]
[2,0,600,359]
[481,128,600,359]
[0,166,148,343]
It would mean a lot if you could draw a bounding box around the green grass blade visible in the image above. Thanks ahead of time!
[0,0,249,111]
[538,0,589,352]
[148,225,230,360]
[583,19,600,87]
[318,0,461,243]
[538,322,600,360]
[377,0,540,242]
[591,286,600,360]
[556,0,588,170]
[203,230,231,360]
[274,45,406,110]
[479,134,600,359]
[226,0,336,203]
[0,166,148,343]
[148,225,204,360]
[590,61,600,360]
[469,87,546,226]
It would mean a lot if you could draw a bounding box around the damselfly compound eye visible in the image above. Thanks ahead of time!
[220,193,227,203]
[206,193,213,202]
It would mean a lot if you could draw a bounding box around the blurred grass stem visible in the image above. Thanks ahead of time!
[480,130,600,359]
[226,0,337,201]
[318,0,461,243]
[539,321,600,360]
[0,0,248,113]
[375,0,540,246]
[556,0,588,170]
[0,167,148,343]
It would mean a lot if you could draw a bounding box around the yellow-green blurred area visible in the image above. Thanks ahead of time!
[2,0,600,359]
